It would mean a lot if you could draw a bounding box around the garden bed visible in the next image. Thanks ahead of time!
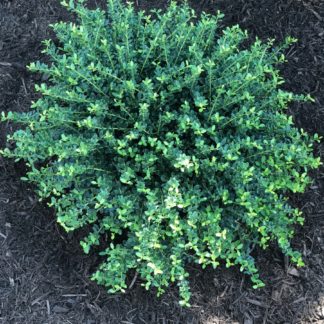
[0,0,323,323]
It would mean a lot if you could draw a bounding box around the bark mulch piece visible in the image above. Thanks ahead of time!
[0,0,323,323]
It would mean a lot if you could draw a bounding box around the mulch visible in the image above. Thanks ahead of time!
[0,0,323,323]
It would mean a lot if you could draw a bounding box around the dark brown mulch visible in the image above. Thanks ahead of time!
[0,0,323,323]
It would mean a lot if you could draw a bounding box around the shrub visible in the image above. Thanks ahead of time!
[1,0,320,305]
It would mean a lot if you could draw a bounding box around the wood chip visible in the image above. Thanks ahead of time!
[52,305,69,313]
[9,277,14,287]
[287,267,300,277]
[244,318,253,324]
[246,297,268,308]
[46,300,51,315]
[271,290,282,302]
[292,297,306,304]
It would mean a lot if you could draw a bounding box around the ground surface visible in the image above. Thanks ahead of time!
[0,0,323,323]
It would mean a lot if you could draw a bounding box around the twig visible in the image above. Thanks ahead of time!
[21,78,28,95]
[129,272,138,289]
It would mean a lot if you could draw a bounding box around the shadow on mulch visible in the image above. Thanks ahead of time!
[0,0,323,323]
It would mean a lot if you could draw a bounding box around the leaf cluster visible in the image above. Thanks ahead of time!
[1,0,320,305]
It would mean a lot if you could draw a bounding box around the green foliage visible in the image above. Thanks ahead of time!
[1,0,320,306]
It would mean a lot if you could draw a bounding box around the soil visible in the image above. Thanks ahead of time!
[0,0,323,323]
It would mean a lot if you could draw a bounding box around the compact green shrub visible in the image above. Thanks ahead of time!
[1,0,320,305]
